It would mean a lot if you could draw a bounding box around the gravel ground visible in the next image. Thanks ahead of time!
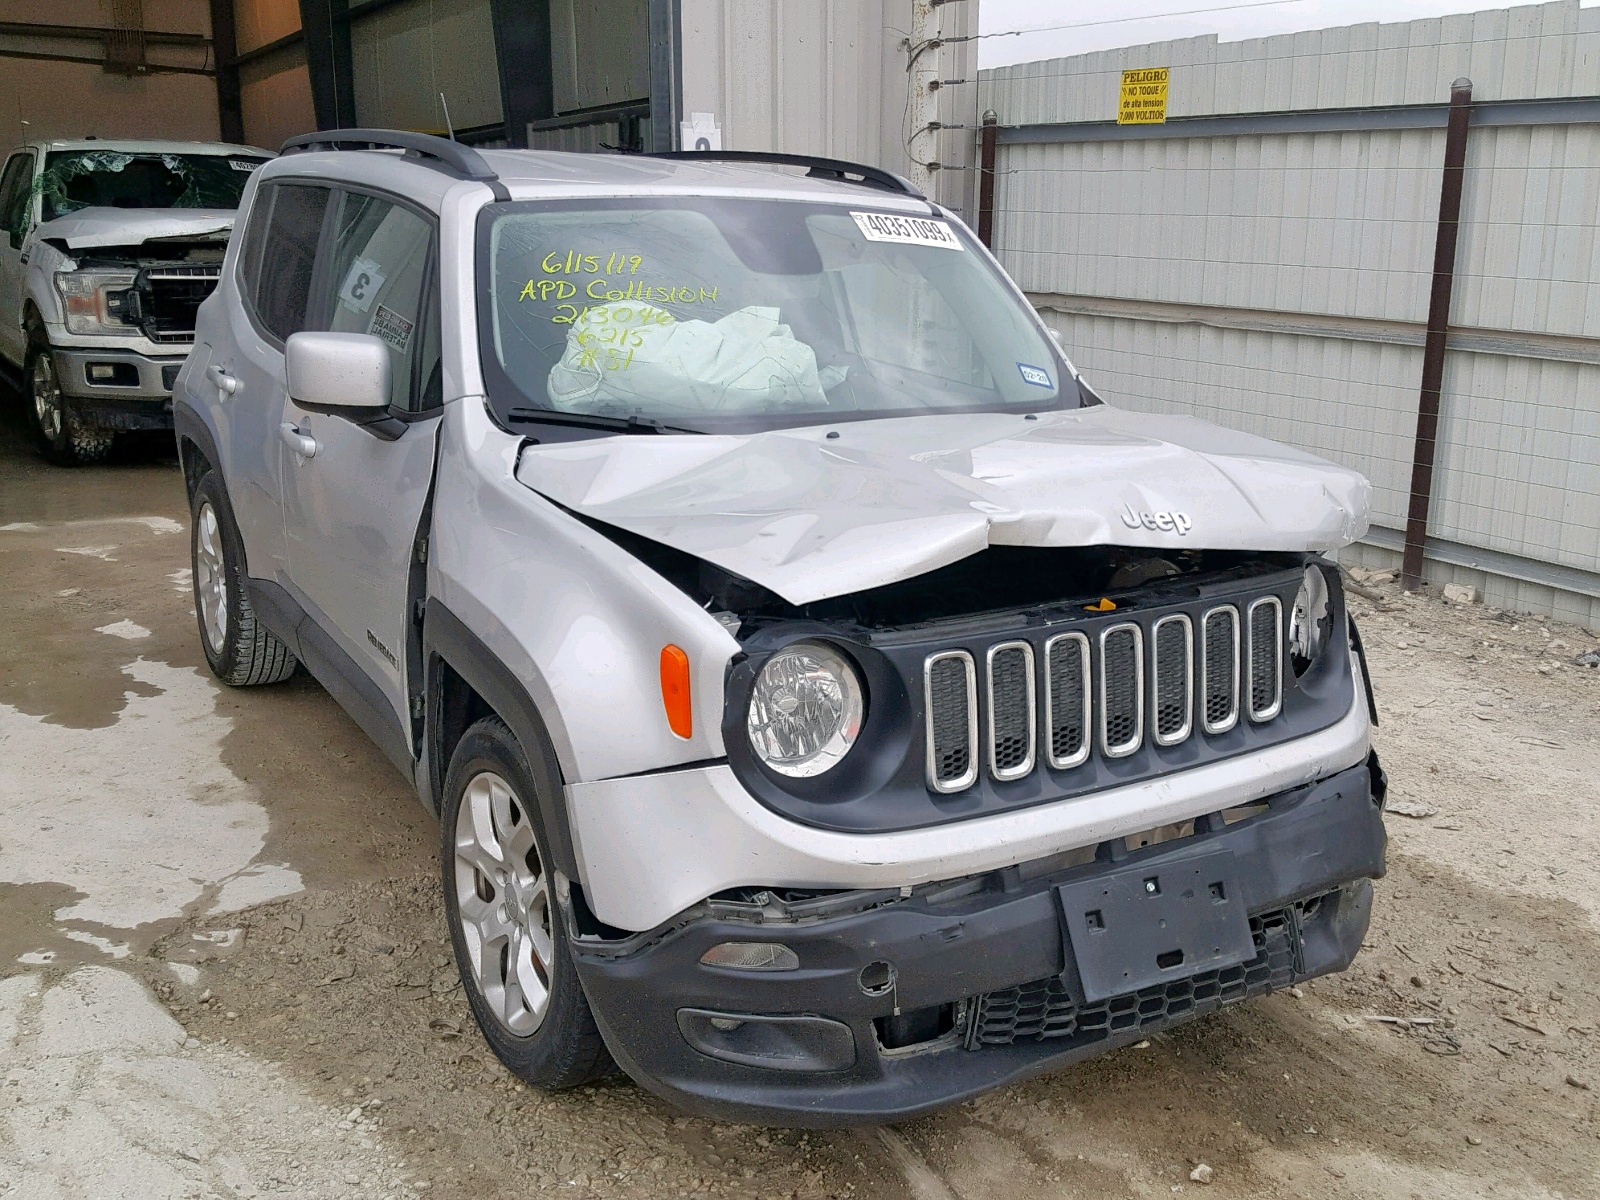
[1,400,1597,1199]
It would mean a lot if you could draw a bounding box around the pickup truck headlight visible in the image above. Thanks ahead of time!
[746,640,865,778]
[1289,564,1333,676]
[56,270,139,336]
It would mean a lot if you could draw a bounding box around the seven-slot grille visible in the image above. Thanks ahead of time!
[923,594,1285,791]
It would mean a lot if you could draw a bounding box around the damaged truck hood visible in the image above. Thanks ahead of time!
[38,207,235,251]
[514,406,1372,605]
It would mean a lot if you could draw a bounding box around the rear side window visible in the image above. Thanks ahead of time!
[0,153,34,249]
[322,192,439,410]
[252,183,330,343]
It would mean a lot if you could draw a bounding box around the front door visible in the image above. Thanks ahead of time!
[279,190,442,744]
[0,150,37,366]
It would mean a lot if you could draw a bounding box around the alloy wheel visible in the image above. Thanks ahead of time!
[194,501,229,654]
[31,352,62,443]
[453,770,555,1036]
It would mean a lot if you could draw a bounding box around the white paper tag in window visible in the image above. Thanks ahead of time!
[338,257,385,313]
[371,303,414,354]
[229,159,261,172]
[850,212,963,250]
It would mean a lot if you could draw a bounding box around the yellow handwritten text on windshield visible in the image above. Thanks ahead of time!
[517,250,718,315]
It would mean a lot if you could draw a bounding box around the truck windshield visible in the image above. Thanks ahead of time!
[479,197,1079,432]
[39,151,268,221]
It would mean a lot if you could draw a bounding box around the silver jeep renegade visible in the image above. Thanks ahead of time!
[175,130,1386,1127]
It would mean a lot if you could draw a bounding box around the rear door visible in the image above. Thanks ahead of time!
[210,180,333,581]
[279,187,442,748]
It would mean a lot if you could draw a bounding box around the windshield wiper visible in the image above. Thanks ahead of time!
[504,407,698,436]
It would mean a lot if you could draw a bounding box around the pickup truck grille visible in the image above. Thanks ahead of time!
[924,592,1283,793]
[141,263,223,343]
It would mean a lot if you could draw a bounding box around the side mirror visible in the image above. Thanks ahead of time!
[285,332,390,414]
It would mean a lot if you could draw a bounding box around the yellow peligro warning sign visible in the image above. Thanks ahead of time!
[1118,67,1168,124]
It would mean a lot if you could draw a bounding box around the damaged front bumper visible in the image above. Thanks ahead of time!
[51,346,184,430]
[570,757,1386,1126]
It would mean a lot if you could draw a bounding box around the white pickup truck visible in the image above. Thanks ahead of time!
[0,139,271,464]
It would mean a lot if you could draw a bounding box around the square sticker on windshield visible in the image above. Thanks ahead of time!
[850,212,964,250]
[1017,363,1054,388]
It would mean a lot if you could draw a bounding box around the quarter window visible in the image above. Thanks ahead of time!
[322,192,438,410]
[253,183,331,343]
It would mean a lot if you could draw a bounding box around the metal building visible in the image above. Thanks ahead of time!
[978,0,1600,627]
[0,2,976,213]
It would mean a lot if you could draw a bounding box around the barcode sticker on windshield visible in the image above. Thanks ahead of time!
[229,159,261,172]
[850,212,964,250]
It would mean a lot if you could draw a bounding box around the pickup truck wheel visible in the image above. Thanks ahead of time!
[26,341,114,466]
[190,472,299,686]
[442,717,612,1089]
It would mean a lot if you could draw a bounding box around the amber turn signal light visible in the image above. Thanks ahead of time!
[660,644,692,738]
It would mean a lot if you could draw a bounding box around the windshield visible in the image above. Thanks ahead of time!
[39,151,268,221]
[479,198,1079,432]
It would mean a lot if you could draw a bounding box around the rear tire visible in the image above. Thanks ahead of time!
[190,471,298,686]
[25,338,113,466]
[441,716,612,1089]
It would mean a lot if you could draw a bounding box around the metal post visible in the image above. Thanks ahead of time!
[297,0,355,131]
[208,0,244,144]
[1402,77,1473,589]
[905,0,938,196]
[976,109,998,247]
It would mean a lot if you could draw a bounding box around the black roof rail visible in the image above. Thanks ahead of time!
[279,128,508,198]
[647,150,924,199]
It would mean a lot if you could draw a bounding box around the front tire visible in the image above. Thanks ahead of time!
[25,339,114,466]
[190,471,298,686]
[442,716,611,1089]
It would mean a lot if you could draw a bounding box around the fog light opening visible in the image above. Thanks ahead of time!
[874,1003,957,1051]
[858,960,895,996]
[699,942,800,972]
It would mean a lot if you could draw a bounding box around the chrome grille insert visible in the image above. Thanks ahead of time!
[925,650,978,793]
[1150,615,1193,746]
[1099,623,1144,757]
[986,642,1037,781]
[1247,597,1283,722]
[1200,606,1240,734]
[1044,632,1091,770]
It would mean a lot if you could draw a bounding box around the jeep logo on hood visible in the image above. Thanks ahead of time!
[1121,504,1193,535]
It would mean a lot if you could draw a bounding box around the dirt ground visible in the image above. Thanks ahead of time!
[2,395,1598,1200]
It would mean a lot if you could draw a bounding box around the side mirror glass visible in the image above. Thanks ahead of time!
[285,332,391,413]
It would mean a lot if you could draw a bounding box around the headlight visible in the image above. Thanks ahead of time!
[746,640,865,778]
[56,270,138,335]
[1289,565,1332,675]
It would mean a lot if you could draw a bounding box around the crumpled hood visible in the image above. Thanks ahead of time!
[39,208,235,250]
[514,406,1372,605]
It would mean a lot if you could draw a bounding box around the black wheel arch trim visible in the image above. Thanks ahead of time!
[423,599,580,879]
[173,401,226,507]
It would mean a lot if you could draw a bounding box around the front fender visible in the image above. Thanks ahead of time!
[428,396,739,787]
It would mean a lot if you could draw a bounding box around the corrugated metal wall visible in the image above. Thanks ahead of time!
[678,0,978,215]
[350,0,502,133]
[978,0,1600,627]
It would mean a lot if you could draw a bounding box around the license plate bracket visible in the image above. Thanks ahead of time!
[1057,849,1254,1004]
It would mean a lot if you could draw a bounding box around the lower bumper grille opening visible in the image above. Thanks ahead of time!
[964,896,1324,1050]
[876,1003,958,1051]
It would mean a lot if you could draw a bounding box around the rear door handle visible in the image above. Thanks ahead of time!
[279,422,317,459]
[206,365,239,395]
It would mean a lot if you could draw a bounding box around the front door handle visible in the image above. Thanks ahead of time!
[206,365,239,395]
[279,422,317,459]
